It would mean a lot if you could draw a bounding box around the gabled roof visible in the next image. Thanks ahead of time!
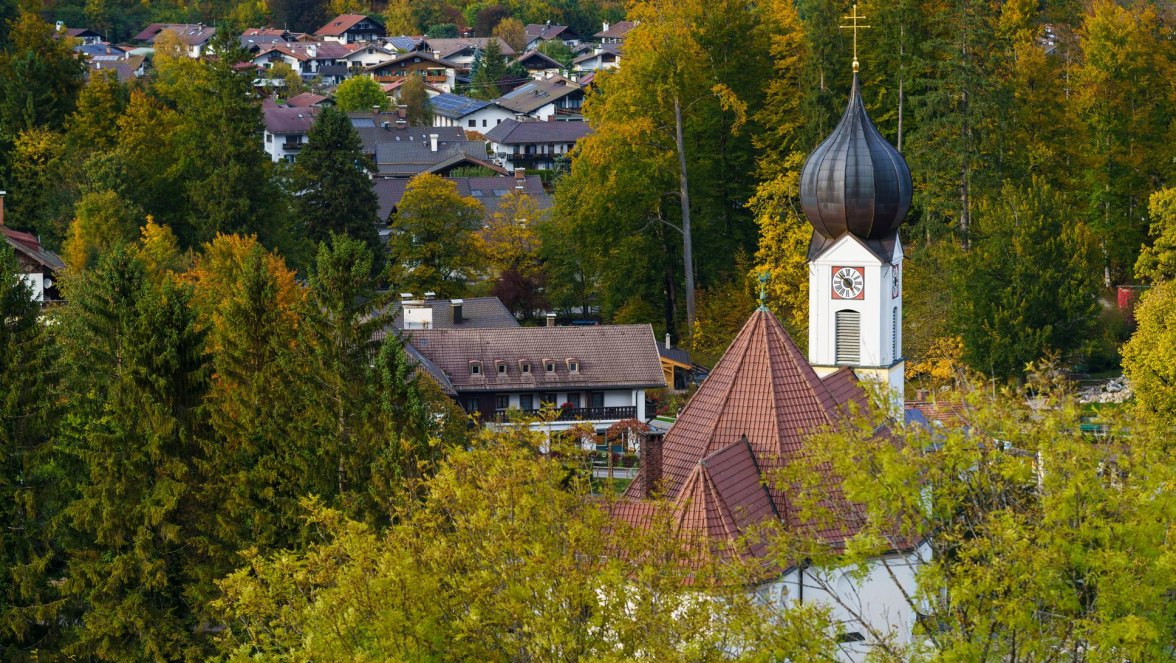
[2,226,65,271]
[374,140,490,177]
[385,35,424,52]
[494,76,582,114]
[656,341,691,368]
[262,101,319,134]
[254,43,309,61]
[512,50,564,71]
[525,23,573,41]
[135,23,216,46]
[385,296,520,330]
[573,43,622,64]
[594,21,635,39]
[350,120,464,156]
[484,118,591,145]
[429,93,494,120]
[286,92,330,107]
[315,14,383,37]
[423,37,517,59]
[402,324,665,392]
[621,308,867,551]
[366,51,459,74]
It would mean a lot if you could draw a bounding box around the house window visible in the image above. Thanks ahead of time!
[544,360,555,373]
[265,133,272,142]
[566,359,579,373]
[497,361,507,375]
[520,394,533,410]
[520,360,531,374]
[468,119,476,128]
[482,119,487,127]
[835,310,861,364]
[463,398,479,412]
[590,392,604,408]
[495,394,509,410]
[470,361,482,375]
[566,392,581,408]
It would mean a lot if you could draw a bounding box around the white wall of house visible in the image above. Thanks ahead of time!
[345,48,396,70]
[435,105,513,131]
[19,272,45,302]
[761,544,928,662]
[254,52,308,75]
[263,130,307,163]
[489,140,577,172]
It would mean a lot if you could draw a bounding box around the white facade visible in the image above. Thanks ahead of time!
[263,129,308,163]
[490,388,648,434]
[343,46,397,70]
[434,105,514,131]
[19,272,47,302]
[808,233,904,411]
[762,543,928,661]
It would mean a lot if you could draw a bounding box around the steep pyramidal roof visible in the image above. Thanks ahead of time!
[619,309,867,556]
[799,73,912,241]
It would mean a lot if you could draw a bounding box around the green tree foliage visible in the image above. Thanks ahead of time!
[784,378,1176,661]
[537,38,573,69]
[61,189,141,272]
[0,243,67,657]
[948,180,1099,378]
[213,432,839,660]
[492,16,526,52]
[388,174,484,297]
[65,69,127,157]
[1122,187,1176,420]
[334,75,388,112]
[291,106,380,253]
[0,7,85,188]
[57,248,211,661]
[1136,188,1176,284]
[399,72,433,125]
[425,22,458,38]
[468,37,508,100]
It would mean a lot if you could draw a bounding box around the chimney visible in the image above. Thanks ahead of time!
[402,298,433,329]
[400,292,414,301]
[545,312,556,327]
[639,430,665,498]
[433,50,441,59]
[514,168,525,189]
[423,291,436,300]
[0,190,6,226]
[397,104,407,119]
[451,298,464,324]
[372,105,381,116]
[665,333,671,349]
[602,21,610,33]
[429,133,438,152]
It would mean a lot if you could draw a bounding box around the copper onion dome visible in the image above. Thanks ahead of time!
[799,73,912,241]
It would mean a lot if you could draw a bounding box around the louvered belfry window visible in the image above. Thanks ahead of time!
[892,307,899,361]
[835,310,861,364]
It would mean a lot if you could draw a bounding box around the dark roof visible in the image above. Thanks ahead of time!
[315,14,382,37]
[262,102,319,134]
[135,23,216,45]
[806,229,899,263]
[494,76,581,114]
[525,24,573,41]
[366,51,458,74]
[799,73,912,242]
[620,308,866,552]
[656,341,691,367]
[88,60,136,82]
[573,43,622,64]
[385,297,519,330]
[317,64,349,77]
[286,92,330,107]
[484,118,591,145]
[374,175,551,221]
[405,343,457,395]
[374,140,488,177]
[513,50,564,70]
[423,37,517,59]
[385,36,423,52]
[349,118,464,155]
[430,93,494,119]
[2,226,65,271]
[403,324,665,392]
[64,27,103,38]
[594,21,635,39]
[76,42,127,57]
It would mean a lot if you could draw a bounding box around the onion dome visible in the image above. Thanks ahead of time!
[799,73,912,241]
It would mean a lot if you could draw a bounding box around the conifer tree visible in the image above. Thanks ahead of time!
[292,106,381,253]
[0,243,67,657]
[58,248,211,661]
[469,39,507,100]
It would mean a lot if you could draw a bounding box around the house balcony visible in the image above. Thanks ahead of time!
[495,405,636,423]
[282,141,303,151]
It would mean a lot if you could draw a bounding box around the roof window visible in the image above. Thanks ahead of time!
[544,359,556,373]
[496,360,507,375]
[469,360,482,376]
[566,358,579,373]
[519,360,531,374]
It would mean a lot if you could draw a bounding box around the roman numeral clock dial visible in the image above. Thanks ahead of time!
[832,266,865,300]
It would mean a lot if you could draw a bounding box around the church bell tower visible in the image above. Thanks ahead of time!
[798,29,912,410]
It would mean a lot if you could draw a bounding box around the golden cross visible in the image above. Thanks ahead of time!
[839,3,871,73]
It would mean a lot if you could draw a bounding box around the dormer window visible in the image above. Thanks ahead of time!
[496,360,507,375]
[566,358,579,373]
[519,360,531,374]
[469,361,482,376]
[544,359,556,373]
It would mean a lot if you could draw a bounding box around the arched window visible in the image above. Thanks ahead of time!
[835,310,860,364]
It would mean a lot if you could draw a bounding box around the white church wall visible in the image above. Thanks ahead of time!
[762,543,929,662]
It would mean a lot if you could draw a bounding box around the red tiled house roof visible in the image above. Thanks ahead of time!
[618,308,868,561]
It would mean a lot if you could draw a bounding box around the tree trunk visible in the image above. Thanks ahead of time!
[673,96,696,332]
[897,26,905,152]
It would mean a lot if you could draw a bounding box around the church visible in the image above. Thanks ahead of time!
[614,56,928,660]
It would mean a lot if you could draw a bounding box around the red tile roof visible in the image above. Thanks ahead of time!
[315,14,376,37]
[620,308,866,557]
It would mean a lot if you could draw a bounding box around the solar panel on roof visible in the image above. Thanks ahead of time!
[351,118,376,127]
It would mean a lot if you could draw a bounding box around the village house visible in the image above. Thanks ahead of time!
[397,317,665,433]
[261,101,319,162]
[134,23,217,58]
[494,76,584,121]
[594,21,635,44]
[374,135,502,178]
[485,119,591,172]
[341,43,398,71]
[512,50,566,79]
[366,52,459,94]
[523,23,582,50]
[429,93,513,131]
[421,37,517,67]
[348,111,465,159]
[1,194,64,304]
[286,92,331,107]
[573,44,622,73]
[314,14,386,44]
[239,28,294,52]
[56,24,104,44]
[374,170,551,225]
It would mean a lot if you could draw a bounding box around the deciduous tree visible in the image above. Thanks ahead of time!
[492,16,526,52]
[399,73,433,125]
[334,76,388,111]
[388,174,483,296]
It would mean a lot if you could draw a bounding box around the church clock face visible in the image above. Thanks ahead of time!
[832,266,865,300]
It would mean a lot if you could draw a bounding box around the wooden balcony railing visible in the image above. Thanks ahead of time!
[496,405,636,422]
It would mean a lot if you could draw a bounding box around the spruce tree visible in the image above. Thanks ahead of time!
[58,248,211,661]
[0,243,67,656]
[292,106,382,254]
